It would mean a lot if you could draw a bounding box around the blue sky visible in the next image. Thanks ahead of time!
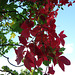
[0,3,75,75]
[56,3,75,61]
[54,3,75,75]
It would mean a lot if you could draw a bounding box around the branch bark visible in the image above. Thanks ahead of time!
[0,10,26,20]
[0,53,24,67]
[0,69,15,75]
[0,11,17,13]
[0,44,23,46]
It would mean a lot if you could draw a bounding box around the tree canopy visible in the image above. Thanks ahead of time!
[0,0,75,75]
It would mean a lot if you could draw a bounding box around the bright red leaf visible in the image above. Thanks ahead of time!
[48,66,55,74]
[59,0,69,5]
[31,26,41,36]
[59,30,67,46]
[28,43,43,57]
[36,58,43,67]
[68,2,72,7]
[53,58,57,66]
[24,51,36,71]
[59,56,71,65]
[21,28,30,38]
[73,0,75,3]
[15,46,25,65]
[58,56,71,71]
[21,19,34,29]
[19,36,27,46]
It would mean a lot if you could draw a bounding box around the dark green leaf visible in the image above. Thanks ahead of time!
[34,72,38,75]
[59,47,65,52]
[61,7,64,10]
[43,60,51,66]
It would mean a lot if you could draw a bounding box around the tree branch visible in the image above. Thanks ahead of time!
[0,69,15,75]
[0,11,17,13]
[0,10,26,20]
[0,53,24,67]
[0,44,23,46]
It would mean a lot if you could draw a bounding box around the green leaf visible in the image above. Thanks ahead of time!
[59,47,65,52]
[11,21,23,33]
[0,0,8,6]
[37,67,43,75]
[43,60,51,66]
[12,70,18,75]
[61,7,64,10]
[33,72,38,75]
[2,66,10,71]
[49,56,53,60]
[38,67,43,71]
[5,50,8,53]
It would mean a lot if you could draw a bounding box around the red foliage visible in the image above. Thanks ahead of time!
[19,36,27,46]
[59,0,69,5]
[24,51,36,71]
[15,46,25,65]
[59,30,67,46]
[58,56,71,71]
[68,2,72,7]
[73,0,75,3]
[14,0,73,74]
[48,66,55,74]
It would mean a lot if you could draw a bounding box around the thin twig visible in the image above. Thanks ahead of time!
[16,11,26,20]
[0,10,26,20]
[0,11,17,13]
[0,69,15,75]
[33,39,36,75]
[0,53,24,67]
[0,44,23,46]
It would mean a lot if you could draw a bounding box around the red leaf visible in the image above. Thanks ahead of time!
[24,51,36,71]
[68,2,72,7]
[56,51,62,57]
[59,30,67,46]
[54,9,59,17]
[31,26,40,36]
[60,38,65,46]
[21,19,34,38]
[21,20,28,29]
[24,58,31,71]
[19,36,27,46]
[58,59,65,71]
[59,56,71,65]
[36,58,42,67]
[56,37,60,47]
[48,66,55,74]
[58,56,71,71]
[59,0,69,5]
[73,0,75,3]
[21,28,30,38]
[15,46,25,65]
[28,43,43,56]
[15,55,23,65]
[53,58,57,66]
[59,30,67,38]
[21,19,34,29]
[40,15,46,22]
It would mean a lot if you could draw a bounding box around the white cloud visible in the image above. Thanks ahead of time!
[60,43,73,54]
[54,60,75,75]
[64,44,73,54]
[0,54,25,74]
